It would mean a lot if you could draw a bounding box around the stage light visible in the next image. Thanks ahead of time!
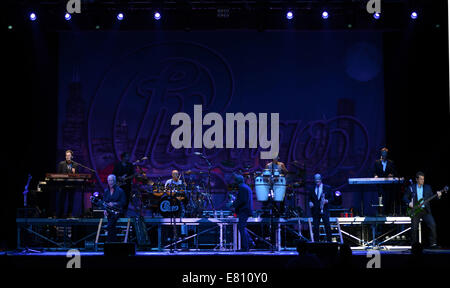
[411,12,418,19]
[154,12,161,20]
[322,11,329,19]
[65,13,71,21]
[286,11,293,20]
[29,13,37,21]
[117,13,124,21]
[334,191,343,206]
[8,25,13,30]
[93,192,100,198]
[373,12,380,20]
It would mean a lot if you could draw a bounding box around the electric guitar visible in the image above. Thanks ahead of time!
[23,174,32,207]
[407,186,448,218]
[90,196,123,215]
[116,172,140,186]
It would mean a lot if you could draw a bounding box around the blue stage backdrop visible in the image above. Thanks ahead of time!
[57,31,385,215]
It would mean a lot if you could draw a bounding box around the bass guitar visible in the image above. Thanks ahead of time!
[407,186,448,218]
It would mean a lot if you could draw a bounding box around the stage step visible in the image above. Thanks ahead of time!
[307,218,343,243]
[94,218,132,250]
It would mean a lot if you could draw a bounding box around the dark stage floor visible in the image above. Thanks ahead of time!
[3,249,450,269]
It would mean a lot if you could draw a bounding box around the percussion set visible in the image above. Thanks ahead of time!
[132,171,213,218]
[128,160,306,218]
[237,161,306,217]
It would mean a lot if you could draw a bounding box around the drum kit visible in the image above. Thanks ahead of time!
[132,170,213,218]
[130,159,306,218]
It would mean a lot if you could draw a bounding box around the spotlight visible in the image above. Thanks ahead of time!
[334,191,343,206]
[154,12,161,20]
[286,11,293,20]
[117,13,124,21]
[8,25,13,30]
[29,13,37,21]
[373,12,380,20]
[411,12,418,19]
[65,13,71,21]
[93,191,100,198]
[322,11,329,19]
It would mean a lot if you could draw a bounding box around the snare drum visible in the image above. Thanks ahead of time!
[273,176,286,201]
[255,175,270,201]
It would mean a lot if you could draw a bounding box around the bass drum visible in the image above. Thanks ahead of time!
[158,196,184,217]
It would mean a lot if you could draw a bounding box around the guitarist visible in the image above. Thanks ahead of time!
[103,174,127,242]
[113,152,135,211]
[403,171,442,249]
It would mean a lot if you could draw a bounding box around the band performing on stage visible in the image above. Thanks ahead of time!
[26,146,446,252]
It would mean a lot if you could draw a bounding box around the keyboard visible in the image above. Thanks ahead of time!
[348,177,404,185]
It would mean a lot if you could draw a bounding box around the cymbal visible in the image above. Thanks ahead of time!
[185,170,206,175]
[289,160,306,168]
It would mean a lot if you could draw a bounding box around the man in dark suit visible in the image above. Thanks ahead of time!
[403,171,442,248]
[231,173,254,252]
[373,147,396,178]
[113,152,135,211]
[308,174,333,242]
[103,174,127,242]
[373,147,397,215]
[55,150,79,217]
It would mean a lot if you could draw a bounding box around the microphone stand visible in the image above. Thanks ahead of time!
[269,162,275,252]
[70,160,96,218]
[198,154,215,212]
[70,160,97,173]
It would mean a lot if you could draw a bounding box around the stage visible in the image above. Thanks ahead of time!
[5,0,450,274]
[3,249,450,269]
[15,216,418,252]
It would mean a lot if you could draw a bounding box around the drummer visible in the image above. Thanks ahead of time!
[265,155,288,175]
[165,170,184,187]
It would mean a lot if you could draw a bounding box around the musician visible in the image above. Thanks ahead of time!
[231,173,254,252]
[373,148,396,178]
[403,172,442,249]
[265,155,288,175]
[103,174,127,242]
[165,170,183,187]
[373,147,397,215]
[112,152,135,210]
[308,174,332,242]
[57,150,78,174]
[55,150,79,217]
